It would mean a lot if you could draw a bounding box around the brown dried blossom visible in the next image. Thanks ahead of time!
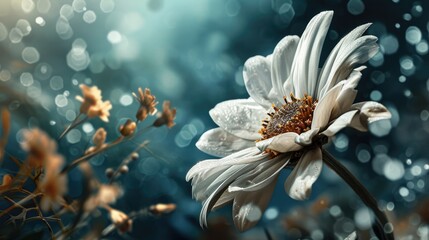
[38,154,67,211]
[153,101,176,128]
[85,184,123,212]
[21,129,57,168]
[133,87,158,121]
[109,208,133,234]
[119,119,137,137]
[76,84,112,122]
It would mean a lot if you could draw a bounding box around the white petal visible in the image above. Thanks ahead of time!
[316,23,372,98]
[209,99,267,140]
[212,190,235,210]
[295,128,319,146]
[319,35,378,98]
[196,128,255,157]
[198,161,260,227]
[271,35,300,103]
[243,56,273,108]
[290,11,333,98]
[349,101,392,131]
[186,147,264,181]
[284,148,323,200]
[330,67,365,119]
[311,81,344,130]
[256,132,302,152]
[321,110,359,137]
[228,155,289,192]
[233,177,277,231]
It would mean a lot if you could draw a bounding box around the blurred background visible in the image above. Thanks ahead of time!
[0,0,428,239]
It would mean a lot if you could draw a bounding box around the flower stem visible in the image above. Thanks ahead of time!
[58,113,87,140]
[321,148,394,240]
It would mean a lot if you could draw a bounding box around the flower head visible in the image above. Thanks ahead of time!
[76,84,112,122]
[153,101,176,128]
[133,87,158,121]
[38,154,67,211]
[21,129,57,168]
[187,11,391,231]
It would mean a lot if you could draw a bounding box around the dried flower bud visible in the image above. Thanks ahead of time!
[119,119,137,137]
[119,165,129,174]
[153,101,176,128]
[105,168,114,178]
[109,209,133,234]
[131,152,139,161]
[133,88,158,122]
[93,128,107,147]
[149,203,176,215]
[0,174,12,189]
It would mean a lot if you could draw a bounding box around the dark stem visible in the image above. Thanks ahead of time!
[321,148,394,240]
[58,114,87,140]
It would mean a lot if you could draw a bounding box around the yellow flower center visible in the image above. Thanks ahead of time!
[259,93,318,140]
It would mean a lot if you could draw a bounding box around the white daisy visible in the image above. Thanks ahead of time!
[186,11,391,231]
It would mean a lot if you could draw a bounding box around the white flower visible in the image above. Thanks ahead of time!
[186,11,391,231]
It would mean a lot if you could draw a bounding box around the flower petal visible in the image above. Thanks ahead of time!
[321,110,359,137]
[186,147,264,181]
[284,147,323,200]
[290,11,333,97]
[330,67,365,119]
[311,81,344,130]
[196,128,255,157]
[199,164,255,227]
[233,177,277,231]
[295,128,319,146]
[243,56,273,108]
[349,101,392,131]
[209,99,267,140]
[271,35,300,102]
[316,23,372,98]
[228,154,289,192]
[256,132,302,152]
[319,34,378,98]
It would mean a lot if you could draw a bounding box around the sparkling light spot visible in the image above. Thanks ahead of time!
[22,47,40,64]
[347,0,365,15]
[354,207,373,229]
[383,159,404,180]
[264,208,278,220]
[119,94,133,106]
[66,129,81,144]
[405,26,422,45]
[107,31,122,44]
[16,19,31,36]
[20,72,34,86]
[100,0,115,13]
[35,17,46,26]
[83,10,96,23]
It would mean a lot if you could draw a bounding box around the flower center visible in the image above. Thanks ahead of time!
[259,93,318,140]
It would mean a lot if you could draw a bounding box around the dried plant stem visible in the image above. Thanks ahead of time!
[108,140,149,184]
[321,148,394,240]
[62,124,154,174]
[61,137,124,174]
[0,192,42,218]
[58,113,87,140]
